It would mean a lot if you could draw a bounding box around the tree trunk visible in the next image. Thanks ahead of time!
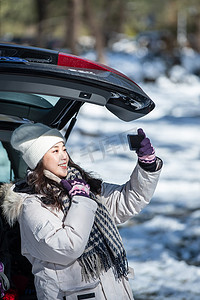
[65,0,82,55]
[35,0,48,47]
[103,0,127,46]
[83,0,106,63]
[195,13,200,52]
[115,0,126,33]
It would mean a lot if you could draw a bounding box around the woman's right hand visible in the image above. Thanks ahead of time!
[136,128,156,164]
[61,178,90,198]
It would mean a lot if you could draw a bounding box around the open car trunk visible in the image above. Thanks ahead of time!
[0,43,155,299]
[0,43,155,180]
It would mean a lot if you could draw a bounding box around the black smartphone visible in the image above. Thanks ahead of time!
[127,134,143,151]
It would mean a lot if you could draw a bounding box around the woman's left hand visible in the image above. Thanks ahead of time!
[61,178,90,198]
[136,128,156,164]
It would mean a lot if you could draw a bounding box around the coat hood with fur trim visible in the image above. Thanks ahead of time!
[0,183,26,226]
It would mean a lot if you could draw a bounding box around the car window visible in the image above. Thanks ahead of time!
[34,94,60,106]
[0,92,65,130]
[0,142,12,182]
[0,92,60,108]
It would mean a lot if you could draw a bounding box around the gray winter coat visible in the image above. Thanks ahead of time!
[1,162,162,300]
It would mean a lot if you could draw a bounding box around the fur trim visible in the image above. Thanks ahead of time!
[0,184,24,226]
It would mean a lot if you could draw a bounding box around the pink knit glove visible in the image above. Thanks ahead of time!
[61,178,90,198]
[136,128,156,164]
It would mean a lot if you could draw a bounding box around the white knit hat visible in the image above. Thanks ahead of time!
[11,123,65,170]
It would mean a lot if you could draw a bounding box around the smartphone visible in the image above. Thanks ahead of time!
[127,134,143,151]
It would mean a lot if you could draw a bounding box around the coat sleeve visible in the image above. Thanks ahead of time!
[19,196,97,265]
[101,162,162,224]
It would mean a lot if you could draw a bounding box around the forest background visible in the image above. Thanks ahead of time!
[1,1,200,299]
[1,0,200,64]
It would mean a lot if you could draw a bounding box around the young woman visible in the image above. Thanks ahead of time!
[1,123,162,300]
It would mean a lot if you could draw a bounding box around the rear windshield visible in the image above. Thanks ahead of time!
[0,142,11,182]
[0,92,60,108]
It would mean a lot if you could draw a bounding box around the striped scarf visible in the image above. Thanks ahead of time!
[62,166,129,282]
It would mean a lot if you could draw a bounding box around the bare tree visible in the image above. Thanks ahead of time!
[194,10,200,51]
[65,0,82,55]
[34,0,48,47]
[103,0,127,44]
[83,0,106,63]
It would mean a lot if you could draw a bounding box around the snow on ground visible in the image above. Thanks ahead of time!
[0,46,199,299]
[67,50,200,299]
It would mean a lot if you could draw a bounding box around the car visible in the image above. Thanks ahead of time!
[0,43,155,299]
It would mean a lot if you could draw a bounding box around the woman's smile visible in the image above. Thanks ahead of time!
[59,162,67,169]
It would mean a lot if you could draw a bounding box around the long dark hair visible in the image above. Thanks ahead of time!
[27,154,102,209]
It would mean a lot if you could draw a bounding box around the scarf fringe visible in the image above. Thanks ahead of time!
[78,248,128,282]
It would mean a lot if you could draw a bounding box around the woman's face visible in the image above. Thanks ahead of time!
[42,141,69,178]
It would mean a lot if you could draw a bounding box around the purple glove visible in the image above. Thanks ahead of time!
[136,128,156,164]
[61,178,90,198]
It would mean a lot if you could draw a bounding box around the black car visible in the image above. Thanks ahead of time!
[0,43,155,299]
